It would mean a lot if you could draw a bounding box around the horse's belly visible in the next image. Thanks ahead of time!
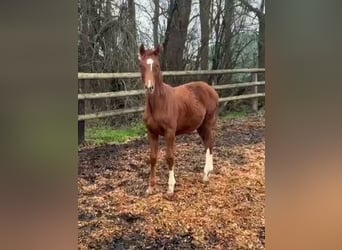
[175,127,197,135]
[175,112,205,135]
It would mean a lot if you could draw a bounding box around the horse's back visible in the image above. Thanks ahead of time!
[178,81,219,113]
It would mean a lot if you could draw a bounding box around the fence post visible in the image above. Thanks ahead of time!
[251,72,258,112]
[78,80,85,145]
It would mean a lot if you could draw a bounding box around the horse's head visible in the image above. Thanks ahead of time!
[138,44,162,94]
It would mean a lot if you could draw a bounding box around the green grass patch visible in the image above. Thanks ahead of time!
[86,123,146,145]
[85,111,251,146]
[221,110,248,120]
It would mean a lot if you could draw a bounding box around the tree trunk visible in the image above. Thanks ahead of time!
[199,0,210,71]
[162,0,192,72]
[209,0,224,84]
[79,0,92,72]
[222,0,234,70]
[219,0,234,89]
[238,0,265,81]
[128,0,137,57]
[153,0,160,46]
[258,15,265,82]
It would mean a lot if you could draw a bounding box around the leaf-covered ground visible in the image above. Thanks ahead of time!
[78,111,265,249]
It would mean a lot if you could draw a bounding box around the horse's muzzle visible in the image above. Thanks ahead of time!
[145,85,154,93]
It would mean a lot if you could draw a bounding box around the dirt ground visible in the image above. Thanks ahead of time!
[78,111,265,249]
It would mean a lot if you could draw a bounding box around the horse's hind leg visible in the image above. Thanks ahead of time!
[200,129,214,182]
[165,130,176,197]
[197,114,216,182]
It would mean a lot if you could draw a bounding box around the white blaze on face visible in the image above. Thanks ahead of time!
[146,58,154,72]
[168,169,176,193]
[145,58,154,90]
[203,148,213,181]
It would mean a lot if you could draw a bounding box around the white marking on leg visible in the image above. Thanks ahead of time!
[146,58,154,72]
[203,148,213,182]
[146,186,153,195]
[168,169,176,193]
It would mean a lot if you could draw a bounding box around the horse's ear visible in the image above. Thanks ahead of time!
[154,44,163,56]
[139,44,145,57]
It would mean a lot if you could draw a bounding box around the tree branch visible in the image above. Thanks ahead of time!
[238,0,264,18]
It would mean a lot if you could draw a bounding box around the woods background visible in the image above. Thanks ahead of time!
[78,0,265,127]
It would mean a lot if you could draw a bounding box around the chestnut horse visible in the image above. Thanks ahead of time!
[139,44,219,197]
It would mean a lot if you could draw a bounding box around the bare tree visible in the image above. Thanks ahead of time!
[222,0,234,70]
[153,0,160,46]
[162,0,192,71]
[210,0,234,84]
[239,0,265,71]
[78,0,142,125]
[199,0,211,70]
[78,0,264,125]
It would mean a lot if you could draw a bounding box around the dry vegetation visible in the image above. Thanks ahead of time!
[78,112,265,249]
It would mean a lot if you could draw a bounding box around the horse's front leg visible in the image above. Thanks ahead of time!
[146,131,159,195]
[165,130,176,197]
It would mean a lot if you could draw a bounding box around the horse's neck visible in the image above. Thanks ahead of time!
[146,80,171,113]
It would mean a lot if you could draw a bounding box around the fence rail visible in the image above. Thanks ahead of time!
[78,68,265,79]
[77,93,265,121]
[78,68,265,143]
[78,89,145,100]
[78,106,145,121]
[78,81,265,101]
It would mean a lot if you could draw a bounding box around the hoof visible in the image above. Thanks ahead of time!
[202,175,210,183]
[145,187,154,196]
[164,191,175,201]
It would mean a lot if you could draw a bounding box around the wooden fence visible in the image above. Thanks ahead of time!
[78,68,265,144]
